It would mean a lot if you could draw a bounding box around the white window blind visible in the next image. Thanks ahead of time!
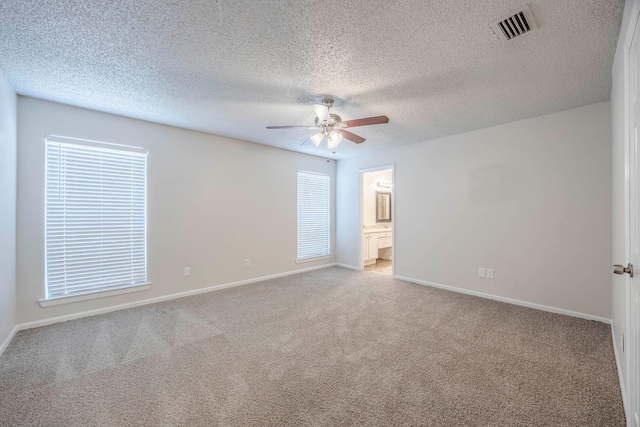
[297,171,330,261]
[45,136,147,299]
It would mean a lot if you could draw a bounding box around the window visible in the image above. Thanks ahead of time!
[297,171,330,261]
[45,136,147,299]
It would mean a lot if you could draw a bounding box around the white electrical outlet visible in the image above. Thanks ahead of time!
[486,269,494,279]
[478,268,486,278]
[245,259,250,267]
[184,267,191,277]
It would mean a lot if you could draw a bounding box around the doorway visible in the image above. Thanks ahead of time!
[359,166,394,276]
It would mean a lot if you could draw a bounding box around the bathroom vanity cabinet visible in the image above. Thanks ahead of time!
[363,229,392,266]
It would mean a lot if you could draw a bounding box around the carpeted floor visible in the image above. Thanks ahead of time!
[0,267,625,426]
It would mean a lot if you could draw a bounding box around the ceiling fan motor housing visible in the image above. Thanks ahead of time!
[315,113,342,130]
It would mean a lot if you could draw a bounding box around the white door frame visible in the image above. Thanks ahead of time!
[625,2,640,425]
[358,165,395,276]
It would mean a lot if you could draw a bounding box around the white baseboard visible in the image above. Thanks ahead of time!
[395,275,611,324]
[336,263,360,271]
[611,324,628,420]
[0,325,19,358]
[16,263,338,332]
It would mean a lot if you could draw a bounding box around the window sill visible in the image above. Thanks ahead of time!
[38,283,151,308]
[296,255,332,264]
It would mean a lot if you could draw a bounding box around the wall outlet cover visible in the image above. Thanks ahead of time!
[478,267,486,278]
[184,267,191,277]
[245,259,250,267]
[486,269,494,279]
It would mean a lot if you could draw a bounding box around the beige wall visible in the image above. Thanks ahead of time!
[0,73,17,347]
[337,102,612,319]
[16,97,336,324]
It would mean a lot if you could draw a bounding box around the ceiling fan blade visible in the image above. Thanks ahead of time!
[342,115,389,128]
[266,125,317,129]
[341,130,366,144]
[313,104,331,123]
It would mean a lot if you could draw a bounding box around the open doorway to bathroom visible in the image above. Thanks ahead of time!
[359,166,394,276]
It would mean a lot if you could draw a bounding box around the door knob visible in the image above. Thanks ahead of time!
[613,263,634,277]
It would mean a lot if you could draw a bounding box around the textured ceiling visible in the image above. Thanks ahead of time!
[0,0,624,159]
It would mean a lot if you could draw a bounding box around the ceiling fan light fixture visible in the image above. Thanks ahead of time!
[327,131,342,149]
[310,132,324,146]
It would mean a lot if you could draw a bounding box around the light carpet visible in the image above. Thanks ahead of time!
[0,267,625,426]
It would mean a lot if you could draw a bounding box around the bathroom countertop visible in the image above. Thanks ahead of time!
[363,225,392,234]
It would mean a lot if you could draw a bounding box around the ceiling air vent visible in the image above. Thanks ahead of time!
[490,5,538,41]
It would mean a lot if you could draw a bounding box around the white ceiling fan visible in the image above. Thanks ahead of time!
[267,98,389,149]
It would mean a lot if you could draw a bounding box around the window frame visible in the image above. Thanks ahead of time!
[296,170,331,263]
[40,135,150,306]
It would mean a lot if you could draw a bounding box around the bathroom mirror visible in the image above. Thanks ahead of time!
[376,192,392,222]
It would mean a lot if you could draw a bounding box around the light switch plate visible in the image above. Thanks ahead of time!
[478,267,486,278]
[184,267,191,277]
[486,269,494,279]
